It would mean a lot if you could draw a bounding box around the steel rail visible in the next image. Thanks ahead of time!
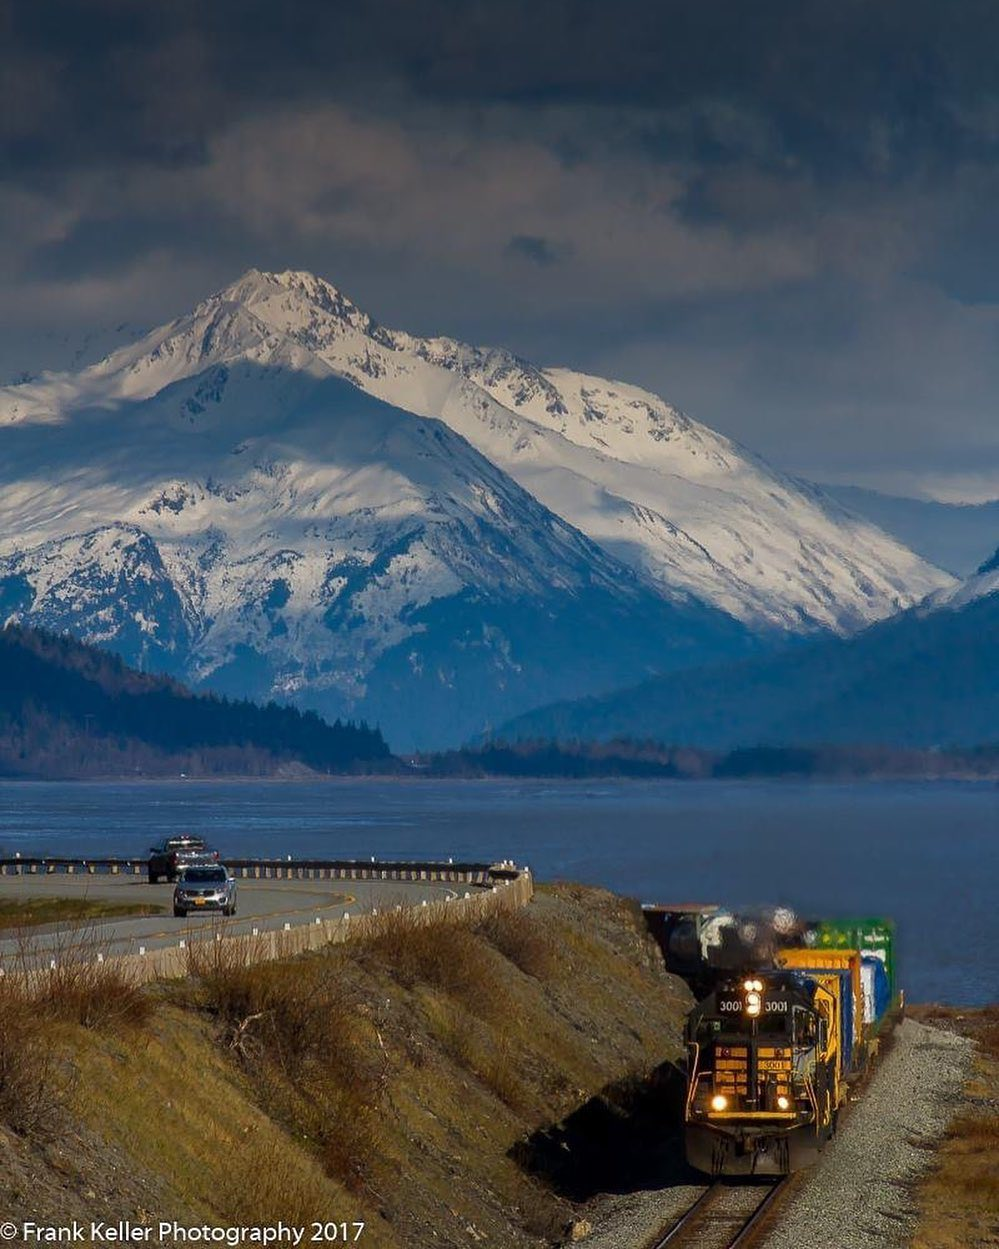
[650,1179,788,1249]
[728,1180,786,1248]
[650,1185,722,1247]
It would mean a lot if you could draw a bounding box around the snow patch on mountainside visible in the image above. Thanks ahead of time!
[0,267,958,741]
[74,266,945,634]
[919,544,999,612]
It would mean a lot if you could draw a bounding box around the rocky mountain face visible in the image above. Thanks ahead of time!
[0,269,953,747]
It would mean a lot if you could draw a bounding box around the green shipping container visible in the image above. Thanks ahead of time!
[813,918,897,1000]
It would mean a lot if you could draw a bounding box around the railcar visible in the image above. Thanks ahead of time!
[683,954,898,1174]
[643,904,898,1175]
[684,970,843,1175]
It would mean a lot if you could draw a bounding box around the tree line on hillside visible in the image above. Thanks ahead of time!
[0,625,391,777]
[5,625,997,781]
[419,739,999,779]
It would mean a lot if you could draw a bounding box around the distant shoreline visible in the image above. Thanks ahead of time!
[1,769,996,785]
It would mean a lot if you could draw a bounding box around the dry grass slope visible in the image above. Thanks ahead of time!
[0,938,153,1138]
[912,1005,999,1249]
[0,885,691,1249]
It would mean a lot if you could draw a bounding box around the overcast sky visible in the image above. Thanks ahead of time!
[3,0,999,500]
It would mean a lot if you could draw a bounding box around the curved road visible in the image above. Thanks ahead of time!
[0,873,460,967]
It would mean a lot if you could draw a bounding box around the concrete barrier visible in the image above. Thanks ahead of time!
[115,868,532,986]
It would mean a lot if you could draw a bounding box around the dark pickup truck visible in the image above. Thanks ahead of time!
[148,836,219,883]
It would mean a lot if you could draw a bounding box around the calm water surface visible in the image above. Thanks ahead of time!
[0,779,994,1004]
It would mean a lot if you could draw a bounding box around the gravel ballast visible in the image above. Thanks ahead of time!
[762,1018,974,1249]
[580,1185,703,1249]
[578,1018,972,1248]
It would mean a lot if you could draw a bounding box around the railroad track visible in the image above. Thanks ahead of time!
[649,1180,788,1249]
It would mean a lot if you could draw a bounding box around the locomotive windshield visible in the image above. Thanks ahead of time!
[696,1013,792,1038]
[694,1004,816,1044]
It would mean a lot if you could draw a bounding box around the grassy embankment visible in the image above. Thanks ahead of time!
[0,897,164,928]
[0,885,691,1247]
[911,1005,999,1249]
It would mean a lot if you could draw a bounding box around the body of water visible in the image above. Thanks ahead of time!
[0,778,994,1005]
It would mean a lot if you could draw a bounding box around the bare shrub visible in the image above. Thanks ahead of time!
[477,907,558,980]
[182,926,268,1032]
[37,957,150,1030]
[356,904,503,1019]
[187,935,358,1070]
[4,924,151,1032]
[0,975,69,1137]
[186,932,388,1192]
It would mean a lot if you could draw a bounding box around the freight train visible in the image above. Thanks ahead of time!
[643,907,899,1176]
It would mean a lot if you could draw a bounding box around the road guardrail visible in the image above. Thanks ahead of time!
[0,862,535,987]
[0,857,508,884]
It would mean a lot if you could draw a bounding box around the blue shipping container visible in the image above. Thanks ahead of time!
[861,955,891,1025]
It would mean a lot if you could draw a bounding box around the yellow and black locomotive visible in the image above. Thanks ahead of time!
[684,971,842,1175]
[644,905,899,1176]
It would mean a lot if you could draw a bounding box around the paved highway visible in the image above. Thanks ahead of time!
[0,873,460,966]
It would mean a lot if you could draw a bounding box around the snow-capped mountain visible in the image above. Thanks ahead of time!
[0,269,952,745]
[0,341,746,746]
[89,267,946,632]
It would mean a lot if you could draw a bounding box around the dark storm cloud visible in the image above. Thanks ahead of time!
[3,0,999,498]
[7,0,999,179]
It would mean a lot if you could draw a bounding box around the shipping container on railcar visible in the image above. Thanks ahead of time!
[777,947,867,1072]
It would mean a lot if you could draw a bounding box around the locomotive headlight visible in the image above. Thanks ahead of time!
[745,991,762,1017]
[777,1095,791,1111]
[710,1094,728,1112]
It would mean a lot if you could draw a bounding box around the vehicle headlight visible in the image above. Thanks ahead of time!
[710,1094,728,1111]
[777,1095,791,1111]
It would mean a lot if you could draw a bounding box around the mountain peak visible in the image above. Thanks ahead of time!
[0,265,954,650]
[215,268,371,333]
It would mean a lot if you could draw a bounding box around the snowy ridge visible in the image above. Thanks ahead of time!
[0,267,956,744]
[85,267,947,632]
[920,543,999,613]
[0,337,746,745]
